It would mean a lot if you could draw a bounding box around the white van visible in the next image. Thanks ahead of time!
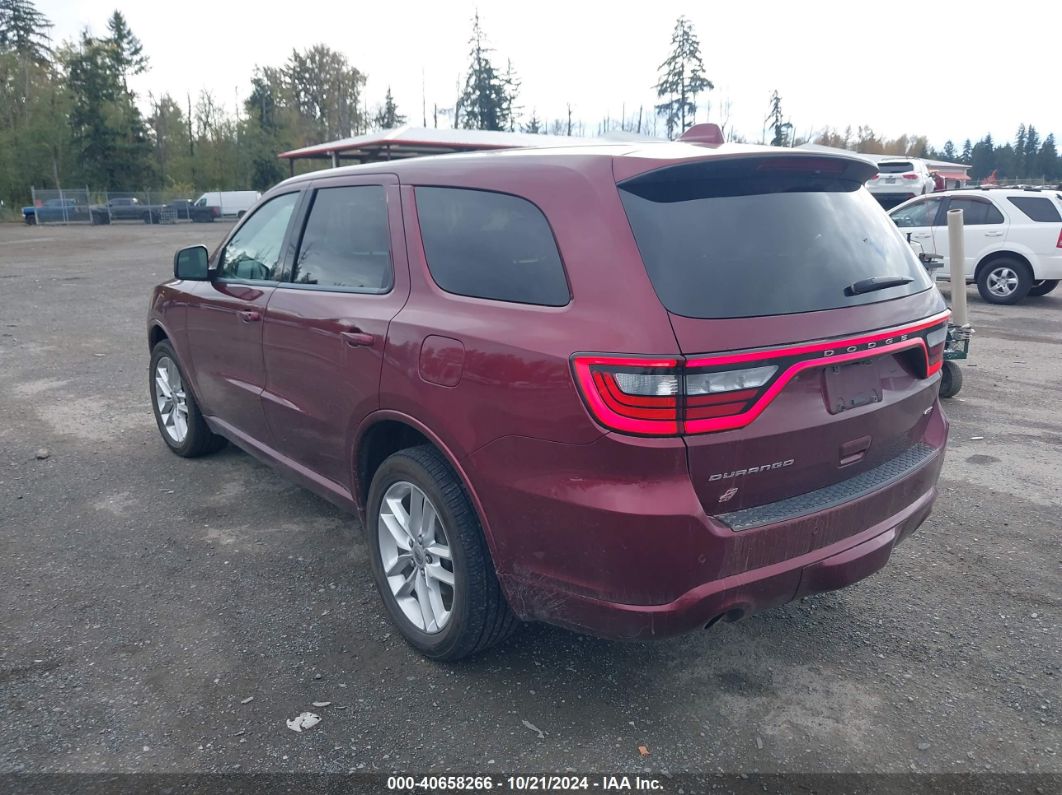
[192,191,261,221]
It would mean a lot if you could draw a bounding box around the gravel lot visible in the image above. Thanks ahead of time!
[0,222,1059,780]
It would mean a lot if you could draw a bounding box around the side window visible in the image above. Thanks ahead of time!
[1007,196,1062,222]
[891,197,942,228]
[949,198,1003,225]
[414,187,570,306]
[292,186,392,291]
[218,192,299,282]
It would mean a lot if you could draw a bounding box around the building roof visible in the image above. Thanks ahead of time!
[277,125,659,163]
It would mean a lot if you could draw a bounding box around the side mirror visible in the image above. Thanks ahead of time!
[174,245,210,280]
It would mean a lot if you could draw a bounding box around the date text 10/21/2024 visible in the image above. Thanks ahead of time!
[385,775,664,791]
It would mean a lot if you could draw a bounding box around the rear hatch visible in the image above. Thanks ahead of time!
[868,160,919,190]
[616,153,948,517]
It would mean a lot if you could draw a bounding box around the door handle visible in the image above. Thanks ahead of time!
[984,231,1004,237]
[911,233,931,239]
[341,329,375,347]
[238,310,261,322]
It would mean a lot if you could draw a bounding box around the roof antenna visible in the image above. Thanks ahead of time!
[679,123,724,145]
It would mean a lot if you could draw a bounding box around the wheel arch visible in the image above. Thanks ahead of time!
[352,411,499,556]
[975,249,1035,281]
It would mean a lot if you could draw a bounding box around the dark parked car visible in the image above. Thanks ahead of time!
[148,129,950,660]
[22,198,91,224]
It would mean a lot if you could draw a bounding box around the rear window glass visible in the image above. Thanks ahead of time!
[618,160,933,319]
[949,197,1005,225]
[878,162,914,173]
[415,187,570,306]
[1007,196,1062,222]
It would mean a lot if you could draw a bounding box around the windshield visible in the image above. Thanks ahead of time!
[618,159,933,319]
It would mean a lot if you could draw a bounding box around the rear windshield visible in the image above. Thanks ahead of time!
[1007,196,1062,222]
[618,158,933,319]
[878,161,914,173]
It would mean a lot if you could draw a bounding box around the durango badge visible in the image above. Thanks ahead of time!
[709,459,795,481]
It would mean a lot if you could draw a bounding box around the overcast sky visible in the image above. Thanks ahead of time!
[36,0,1062,148]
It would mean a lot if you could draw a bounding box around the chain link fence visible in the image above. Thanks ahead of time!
[26,187,259,225]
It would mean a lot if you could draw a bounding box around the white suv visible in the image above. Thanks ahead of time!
[889,188,1062,304]
[867,159,936,206]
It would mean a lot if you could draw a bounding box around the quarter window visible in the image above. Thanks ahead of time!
[293,186,393,291]
[1007,196,1062,222]
[218,192,299,282]
[414,187,570,306]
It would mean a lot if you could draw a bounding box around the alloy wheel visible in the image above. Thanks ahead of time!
[154,356,189,444]
[986,266,1019,298]
[377,481,455,633]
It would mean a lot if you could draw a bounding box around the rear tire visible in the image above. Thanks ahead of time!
[149,341,226,458]
[939,360,963,398]
[976,258,1032,305]
[1029,279,1059,297]
[366,445,518,660]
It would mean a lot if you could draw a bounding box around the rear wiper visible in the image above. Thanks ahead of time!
[845,275,914,296]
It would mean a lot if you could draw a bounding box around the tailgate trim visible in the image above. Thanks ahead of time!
[716,442,937,532]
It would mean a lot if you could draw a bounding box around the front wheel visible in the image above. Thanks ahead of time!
[366,445,518,660]
[976,258,1032,305]
[150,341,226,457]
[1029,279,1059,297]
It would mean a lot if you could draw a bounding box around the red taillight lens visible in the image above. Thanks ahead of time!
[925,323,948,375]
[571,357,776,436]
[902,173,920,180]
[1056,228,1062,248]
[572,356,680,436]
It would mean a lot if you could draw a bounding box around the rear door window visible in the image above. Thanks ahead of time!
[414,187,570,306]
[947,197,1005,225]
[619,158,933,319]
[1007,196,1062,222]
[292,186,393,292]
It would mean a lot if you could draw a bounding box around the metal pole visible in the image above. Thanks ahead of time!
[947,208,968,326]
[330,151,338,169]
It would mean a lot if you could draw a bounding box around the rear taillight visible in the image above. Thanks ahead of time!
[572,312,950,437]
[1056,228,1062,248]
[925,323,948,375]
[572,356,681,435]
[902,173,920,180]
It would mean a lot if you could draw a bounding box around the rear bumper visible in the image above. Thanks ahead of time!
[500,486,933,640]
[470,404,947,640]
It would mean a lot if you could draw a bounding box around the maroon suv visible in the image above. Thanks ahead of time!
[148,131,950,660]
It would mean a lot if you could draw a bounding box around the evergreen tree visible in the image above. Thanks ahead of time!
[1038,134,1058,181]
[523,110,543,134]
[105,10,146,88]
[969,134,995,180]
[458,13,511,131]
[1024,125,1040,178]
[960,139,973,164]
[941,140,957,162]
[1015,123,1026,164]
[65,31,153,188]
[0,0,51,64]
[766,90,792,147]
[654,16,712,140]
[372,86,406,129]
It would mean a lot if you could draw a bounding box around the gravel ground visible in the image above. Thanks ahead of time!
[0,222,1059,778]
